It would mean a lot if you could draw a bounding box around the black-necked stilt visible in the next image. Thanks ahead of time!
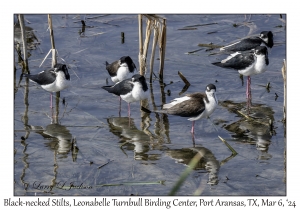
[105,56,137,83]
[220,31,273,52]
[143,84,218,134]
[102,74,148,117]
[212,46,269,108]
[22,63,70,107]
[105,56,137,114]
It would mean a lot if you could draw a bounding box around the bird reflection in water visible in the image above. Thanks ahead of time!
[31,123,73,159]
[166,146,220,185]
[107,117,159,161]
[19,64,77,160]
[14,22,39,50]
[221,100,275,160]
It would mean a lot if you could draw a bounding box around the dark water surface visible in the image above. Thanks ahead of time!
[14,14,286,196]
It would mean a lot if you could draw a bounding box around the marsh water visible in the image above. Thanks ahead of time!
[14,14,286,196]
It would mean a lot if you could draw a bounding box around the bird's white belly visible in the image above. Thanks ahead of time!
[115,66,134,82]
[42,72,70,92]
[121,92,135,103]
[131,83,148,101]
[188,95,218,121]
[238,55,267,76]
[121,83,148,103]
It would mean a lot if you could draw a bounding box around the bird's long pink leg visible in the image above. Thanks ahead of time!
[191,121,195,134]
[246,76,252,110]
[128,103,131,117]
[119,97,121,117]
[50,93,53,108]
[50,93,54,118]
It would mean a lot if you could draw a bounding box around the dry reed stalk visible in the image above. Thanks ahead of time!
[159,18,166,81]
[138,15,167,128]
[139,19,152,75]
[281,59,286,124]
[138,14,166,80]
[281,59,287,183]
[138,15,143,74]
[142,19,152,59]
[47,15,60,104]
[149,20,159,82]
[18,14,29,73]
[48,14,57,68]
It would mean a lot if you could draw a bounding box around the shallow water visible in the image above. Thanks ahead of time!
[14,14,286,196]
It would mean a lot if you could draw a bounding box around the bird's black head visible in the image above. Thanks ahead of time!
[54,63,70,80]
[120,56,136,72]
[131,74,148,92]
[254,46,269,65]
[254,46,268,56]
[206,84,217,92]
[260,31,274,48]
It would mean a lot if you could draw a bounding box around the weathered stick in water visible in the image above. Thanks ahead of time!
[218,135,238,155]
[178,71,191,86]
[198,43,223,49]
[98,160,114,169]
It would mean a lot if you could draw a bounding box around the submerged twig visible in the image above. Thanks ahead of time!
[236,110,269,126]
[220,153,237,166]
[184,23,218,28]
[98,160,114,169]
[185,48,203,55]
[179,84,190,96]
[178,71,191,86]
[198,43,223,49]
[178,27,197,30]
